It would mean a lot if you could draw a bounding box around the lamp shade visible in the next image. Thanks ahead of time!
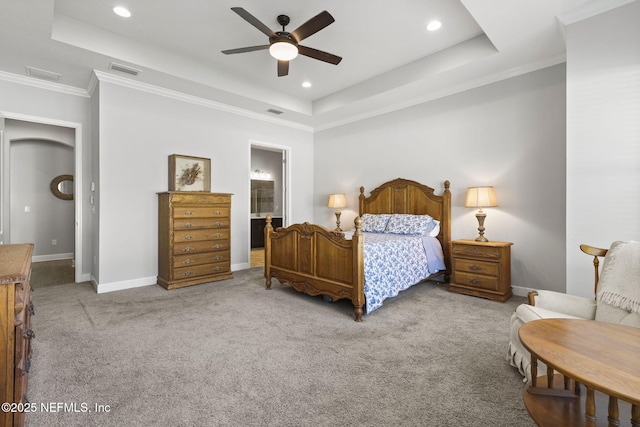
[465,186,498,208]
[328,193,347,209]
[269,42,298,61]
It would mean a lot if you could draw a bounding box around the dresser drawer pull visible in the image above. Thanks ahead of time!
[29,301,35,316]
[213,266,224,271]
[24,329,35,340]
[183,235,194,240]
[213,244,223,249]
[183,223,193,228]
[184,211,193,216]
[469,265,480,271]
[214,256,223,261]
[182,247,195,253]
[214,233,223,238]
[213,211,222,216]
[214,222,222,227]
[469,279,481,285]
[182,259,194,265]
[183,271,194,276]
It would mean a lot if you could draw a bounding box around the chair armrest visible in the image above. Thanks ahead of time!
[530,290,596,319]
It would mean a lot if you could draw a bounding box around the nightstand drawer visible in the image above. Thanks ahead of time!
[452,244,502,260]
[454,271,499,291]
[454,259,499,277]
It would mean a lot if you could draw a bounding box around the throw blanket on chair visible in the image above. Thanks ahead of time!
[597,240,640,314]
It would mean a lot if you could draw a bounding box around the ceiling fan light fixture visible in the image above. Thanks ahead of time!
[269,42,298,61]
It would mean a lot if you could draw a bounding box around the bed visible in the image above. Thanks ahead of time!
[264,178,451,321]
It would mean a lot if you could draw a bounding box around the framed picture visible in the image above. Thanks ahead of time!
[168,154,211,192]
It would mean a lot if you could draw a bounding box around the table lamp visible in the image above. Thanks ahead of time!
[328,193,347,231]
[465,186,498,242]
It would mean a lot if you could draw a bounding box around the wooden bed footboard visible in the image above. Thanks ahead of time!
[264,216,366,321]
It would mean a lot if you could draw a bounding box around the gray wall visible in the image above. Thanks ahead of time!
[314,64,567,294]
[565,1,640,297]
[94,79,314,290]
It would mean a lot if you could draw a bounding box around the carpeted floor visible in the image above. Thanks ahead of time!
[30,259,75,289]
[26,267,534,427]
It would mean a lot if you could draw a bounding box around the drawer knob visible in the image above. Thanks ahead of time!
[184,235,194,240]
[182,259,194,265]
[469,265,480,271]
[213,244,222,249]
[182,247,194,252]
[184,223,193,228]
[24,329,35,340]
[213,266,224,271]
[183,271,193,276]
[214,233,223,238]
[469,279,480,285]
[184,211,193,216]
[214,211,222,215]
[214,256,222,261]
[29,301,35,316]
[214,222,222,227]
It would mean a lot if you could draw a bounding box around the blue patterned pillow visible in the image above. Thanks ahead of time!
[385,214,439,236]
[360,214,391,233]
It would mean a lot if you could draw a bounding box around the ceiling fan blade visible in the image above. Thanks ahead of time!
[290,10,335,42]
[222,45,270,55]
[230,7,276,38]
[277,60,289,77]
[298,45,342,65]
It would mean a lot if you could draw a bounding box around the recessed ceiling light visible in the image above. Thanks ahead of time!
[302,81,312,88]
[426,20,442,31]
[113,6,131,18]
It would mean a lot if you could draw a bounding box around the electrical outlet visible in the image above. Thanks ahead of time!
[51,239,57,246]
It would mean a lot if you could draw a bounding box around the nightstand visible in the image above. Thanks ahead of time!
[449,239,513,301]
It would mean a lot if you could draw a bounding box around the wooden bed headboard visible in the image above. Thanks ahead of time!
[358,178,452,275]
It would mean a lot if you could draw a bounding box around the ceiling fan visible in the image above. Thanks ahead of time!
[221,7,342,77]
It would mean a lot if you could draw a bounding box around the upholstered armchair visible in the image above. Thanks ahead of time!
[507,241,640,382]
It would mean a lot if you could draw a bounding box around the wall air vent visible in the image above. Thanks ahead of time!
[25,66,61,82]
[266,109,284,115]
[109,62,141,76]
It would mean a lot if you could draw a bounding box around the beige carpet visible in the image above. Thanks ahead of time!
[26,267,533,427]
[30,259,75,289]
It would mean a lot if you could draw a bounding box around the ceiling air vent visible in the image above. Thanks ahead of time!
[26,66,61,82]
[109,62,141,76]
[266,108,283,115]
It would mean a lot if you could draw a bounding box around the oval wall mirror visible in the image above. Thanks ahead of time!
[50,174,74,200]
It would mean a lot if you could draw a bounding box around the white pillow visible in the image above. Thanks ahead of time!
[385,214,440,236]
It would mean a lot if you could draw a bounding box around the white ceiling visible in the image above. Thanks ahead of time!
[0,0,591,129]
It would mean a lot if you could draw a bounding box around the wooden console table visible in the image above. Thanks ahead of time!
[519,318,640,426]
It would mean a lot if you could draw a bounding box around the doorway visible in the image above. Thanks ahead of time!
[249,142,289,267]
[1,114,84,284]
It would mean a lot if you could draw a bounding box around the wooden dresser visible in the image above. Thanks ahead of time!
[158,192,233,290]
[449,239,513,301]
[0,243,34,427]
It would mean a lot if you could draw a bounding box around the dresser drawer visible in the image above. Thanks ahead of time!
[173,240,230,255]
[452,243,502,260]
[174,218,230,230]
[454,271,500,291]
[454,259,499,277]
[174,228,230,243]
[173,261,230,280]
[170,193,231,205]
[173,206,229,219]
[173,251,230,268]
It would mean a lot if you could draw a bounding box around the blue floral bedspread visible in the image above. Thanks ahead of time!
[343,231,445,313]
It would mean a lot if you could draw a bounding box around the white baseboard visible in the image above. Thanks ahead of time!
[32,253,74,263]
[232,262,250,271]
[512,285,536,298]
[96,276,157,294]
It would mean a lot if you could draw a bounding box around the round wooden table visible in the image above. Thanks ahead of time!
[518,318,640,427]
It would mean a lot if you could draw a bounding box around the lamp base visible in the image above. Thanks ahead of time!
[474,209,489,242]
[334,210,342,232]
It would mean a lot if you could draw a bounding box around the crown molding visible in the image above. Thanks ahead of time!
[0,70,89,98]
[92,71,313,133]
[557,0,637,26]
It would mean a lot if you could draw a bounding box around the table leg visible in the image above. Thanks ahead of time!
[607,396,619,426]
[586,388,596,422]
[531,355,538,387]
[631,404,639,426]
